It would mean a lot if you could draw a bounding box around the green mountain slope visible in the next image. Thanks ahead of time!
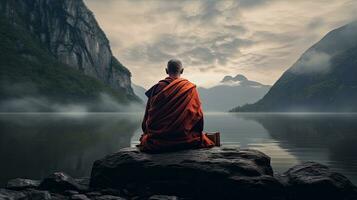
[232,22,357,112]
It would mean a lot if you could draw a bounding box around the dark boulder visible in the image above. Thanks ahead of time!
[99,189,122,196]
[0,188,51,200]
[0,189,27,199]
[3,148,357,200]
[85,191,102,198]
[6,178,40,190]
[148,195,178,200]
[94,195,126,200]
[24,189,52,200]
[278,162,357,200]
[64,190,79,196]
[74,178,90,192]
[39,172,87,193]
[90,147,285,200]
[70,194,90,200]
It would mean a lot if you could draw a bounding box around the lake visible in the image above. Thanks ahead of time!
[1,112,357,186]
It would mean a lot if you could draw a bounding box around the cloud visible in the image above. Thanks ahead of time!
[307,17,325,30]
[84,0,357,88]
[181,47,215,65]
[238,0,271,8]
[291,50,331,74]
[124,32,252,67]
[198,65,216,72]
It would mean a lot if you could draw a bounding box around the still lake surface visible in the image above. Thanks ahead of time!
[1,112,357,186]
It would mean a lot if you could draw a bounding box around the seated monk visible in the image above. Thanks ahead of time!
[138,59,220,153]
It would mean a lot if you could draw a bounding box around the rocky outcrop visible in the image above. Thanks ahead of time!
[1,174,126,200]
[0,188,52,200]
[38,172,88,192]
[1,0,136,98]
[1,147,356,200]
[90,147,357,200]
[277,162,357,200]
[6,178,40,190]
[90,147,283,199]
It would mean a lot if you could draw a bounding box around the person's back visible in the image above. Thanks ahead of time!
[138,59,218,153]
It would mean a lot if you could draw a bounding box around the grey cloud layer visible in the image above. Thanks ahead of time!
[121,1,251,67]
[85,0,357,88]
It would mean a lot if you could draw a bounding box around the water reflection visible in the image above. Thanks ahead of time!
[0,113,141,186]
[239,113,357,183]
[202,113,300,173]
[1,112,357,186]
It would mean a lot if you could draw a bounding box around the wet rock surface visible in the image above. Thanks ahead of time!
[148,195,178,200]
[1,147,356,200]
[277,162,357,200]
[6,178,40,190]
[39,172,88,193]
[90,147,282,199]
[0,188,51,200]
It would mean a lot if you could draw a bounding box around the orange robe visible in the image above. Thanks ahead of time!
[139,77,214,153]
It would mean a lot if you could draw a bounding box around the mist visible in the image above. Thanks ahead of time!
[290,50,331,74]
[0,93,144,113]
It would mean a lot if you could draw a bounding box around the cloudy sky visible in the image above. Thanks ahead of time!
[84,0,357,88]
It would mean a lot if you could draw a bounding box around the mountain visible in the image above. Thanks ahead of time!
[132,83,147,102]
[198,74,270,111]
[0,0,139,111]
[232,21,357,112]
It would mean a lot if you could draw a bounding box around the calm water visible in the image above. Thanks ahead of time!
[1,112,357,186]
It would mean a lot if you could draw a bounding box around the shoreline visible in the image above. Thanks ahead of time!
[1,147,356,200]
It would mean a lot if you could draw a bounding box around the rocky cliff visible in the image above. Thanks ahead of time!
[0,0,137,103]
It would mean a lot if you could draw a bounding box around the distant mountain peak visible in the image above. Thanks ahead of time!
[220,74,268,88]
[221,74,248,83]
[234,74,248,81]
[198,74,270,111]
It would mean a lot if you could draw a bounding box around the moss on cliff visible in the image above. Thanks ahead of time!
[0,16,131,105]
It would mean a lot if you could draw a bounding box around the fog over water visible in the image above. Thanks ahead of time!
[0,93,144,112]
[1,112,357,186]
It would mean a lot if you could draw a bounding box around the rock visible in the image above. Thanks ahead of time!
[39,172,87,193]
[85,191,101,197]
[94,195,126,200]
[280,162,357,200]
[0,188,51,200]
[71,194,90,200]
[148,195,178,200]
[64,190,79,196]
[24,189,52,200]
[99,189,122,196]
[4,149,357,200]
[74,178,90,191]
[90,147,285,200]
[6,178,40,190]
[0,189,27,200]
[50,193,68,200]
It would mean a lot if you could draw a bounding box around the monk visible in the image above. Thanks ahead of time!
[138,59,220,153]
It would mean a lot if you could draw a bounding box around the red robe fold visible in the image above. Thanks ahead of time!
[139,77,214,152]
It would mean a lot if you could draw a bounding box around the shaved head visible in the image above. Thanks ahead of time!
[166,59,183,75]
